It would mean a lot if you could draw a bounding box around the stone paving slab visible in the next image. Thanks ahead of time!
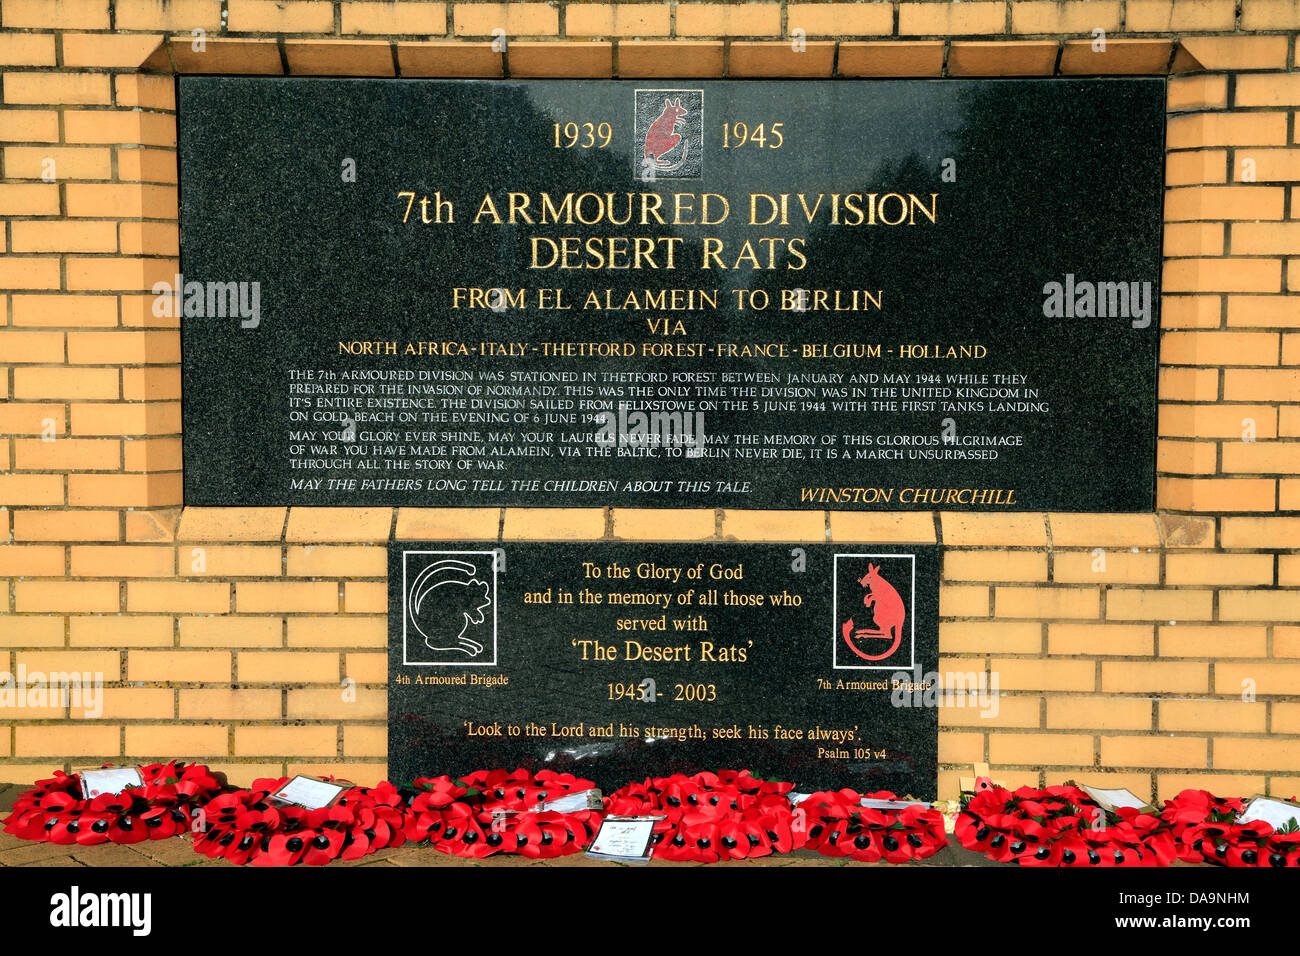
[129,835,210,867]
[0,841,84,866]
[25,857,87,868]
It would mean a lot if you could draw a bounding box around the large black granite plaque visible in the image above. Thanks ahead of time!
[180,78,1163,511]
[388,542,939,797]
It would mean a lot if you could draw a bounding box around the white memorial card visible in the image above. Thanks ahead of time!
[586,815,660,863]
[539,789,602,813]
[1078,785,1153,812]
[861,797,931,811]
[1237,795,1300,832]
[79,767,144,799]
[269,775,347,810]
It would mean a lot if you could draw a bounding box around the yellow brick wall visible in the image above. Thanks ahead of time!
[1,0,1299,800]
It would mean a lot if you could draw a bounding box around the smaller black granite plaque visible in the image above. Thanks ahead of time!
[388,541,939,797]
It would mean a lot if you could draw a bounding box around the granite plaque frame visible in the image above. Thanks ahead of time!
[180,78,1163,511]
[388,542,940,797]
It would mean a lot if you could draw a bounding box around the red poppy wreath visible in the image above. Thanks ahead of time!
[192,777,410,866]
[9,758,1300,868]
[2,762,222,846]
[405,768,604,859]
[799,789,948,863]
[1162,789,1300,868]
[603,770,804,862]
[957,785,1174,867]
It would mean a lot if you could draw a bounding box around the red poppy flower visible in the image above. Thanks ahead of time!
[655,828,699,862]
[675,808,723,863]
[138,805,186,840]
[106,814,148,845]
[431,804,493,858]
[38,790,80,814]
[1017,841,1061,866]
[223,828,265,866]
[45,813,86,845]
[300,827,346,866]
[411,775,467,809]
[88,791,137,816]
[250,776,291,795]
[168,769,221,805]
[405,804,447,843]
[510,813,549,858]
[196,822,256,862]
[715,812,766,860]
[4,809,50,841]
[343,781,404,810]
[202,792,248,827]
[1224,840,1265,867]
[254,832,309,866]
[521,811,586,859]
[533,769,587,791]
[340,807,394,860]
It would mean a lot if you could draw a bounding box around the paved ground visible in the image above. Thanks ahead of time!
[0,782,1002,867]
